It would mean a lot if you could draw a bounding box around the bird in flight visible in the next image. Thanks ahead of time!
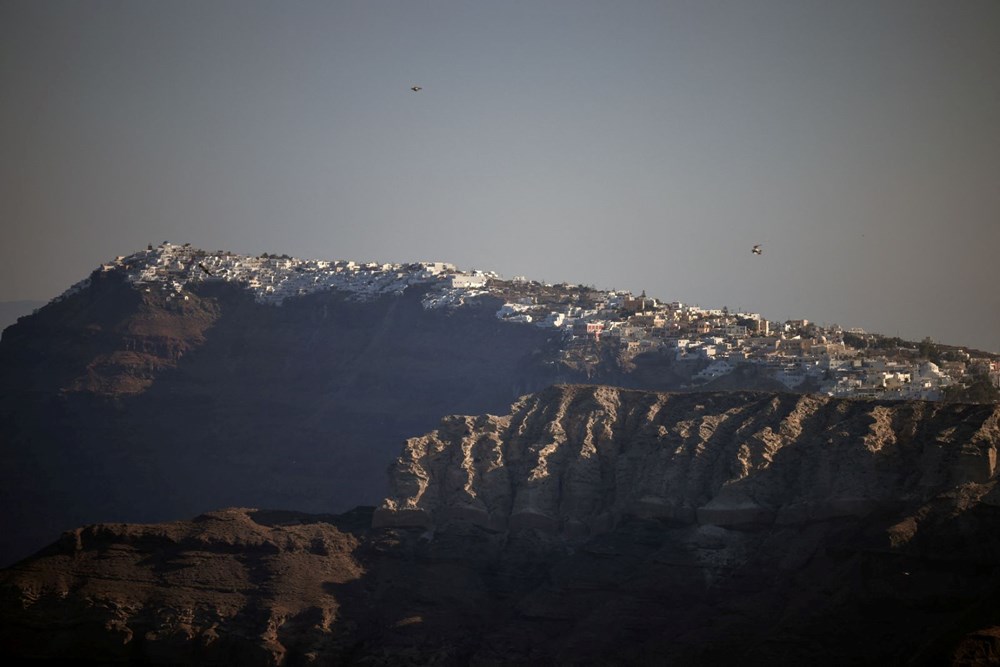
[752,244,762,255]
[411,85,422,92]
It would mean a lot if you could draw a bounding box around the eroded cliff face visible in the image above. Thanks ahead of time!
[4,389,1000,665]
[376,385,1000,535]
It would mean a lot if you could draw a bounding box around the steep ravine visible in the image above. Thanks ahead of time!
[3,386,1000,665]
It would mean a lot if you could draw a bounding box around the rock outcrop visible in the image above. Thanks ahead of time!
[376,385,1000,535]
[0,508,372,665]
[4,387,1000,665]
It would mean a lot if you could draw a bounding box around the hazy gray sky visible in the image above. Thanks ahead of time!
[2,1,998,351]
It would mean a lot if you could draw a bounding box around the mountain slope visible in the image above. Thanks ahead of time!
[2,243,994,573]
[0,246,791,567]
[0,269,561,566]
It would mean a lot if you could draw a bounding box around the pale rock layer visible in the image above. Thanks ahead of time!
[376,385,1000,534]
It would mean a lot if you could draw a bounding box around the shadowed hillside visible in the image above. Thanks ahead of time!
[0,272,562,566]
[3,386,1000,665]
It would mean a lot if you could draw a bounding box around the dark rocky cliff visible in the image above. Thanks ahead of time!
[3,387,1000,665]
[0,269,789,568]
[0,271,564,566]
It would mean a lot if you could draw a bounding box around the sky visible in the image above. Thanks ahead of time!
[2,0,998,352]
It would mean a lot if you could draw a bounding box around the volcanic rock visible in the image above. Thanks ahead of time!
[376,385,1000,536]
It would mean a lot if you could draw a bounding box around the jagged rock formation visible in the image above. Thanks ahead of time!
[4,387,1000,665]
[376,385,1000,535]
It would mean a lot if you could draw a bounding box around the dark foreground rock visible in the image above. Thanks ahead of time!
[3,504,1000,666]
[4,387,1000,665]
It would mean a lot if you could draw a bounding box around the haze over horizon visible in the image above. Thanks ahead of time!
[2,1,998,352]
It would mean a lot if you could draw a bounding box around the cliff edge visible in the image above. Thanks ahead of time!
[376,385,1000,535]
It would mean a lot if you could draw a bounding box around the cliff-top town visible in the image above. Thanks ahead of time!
[55,243,1000,403]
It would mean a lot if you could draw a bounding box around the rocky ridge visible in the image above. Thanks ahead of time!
[23,242,999,403]
[377,385,1000,535]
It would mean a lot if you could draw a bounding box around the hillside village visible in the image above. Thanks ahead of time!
[491,280,999,402]
[54,242,496,308]
[55,243,1000,403]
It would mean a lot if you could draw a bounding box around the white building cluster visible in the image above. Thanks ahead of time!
[494,290,996,401]
[55,243,494,310]
[51,243,997,402]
